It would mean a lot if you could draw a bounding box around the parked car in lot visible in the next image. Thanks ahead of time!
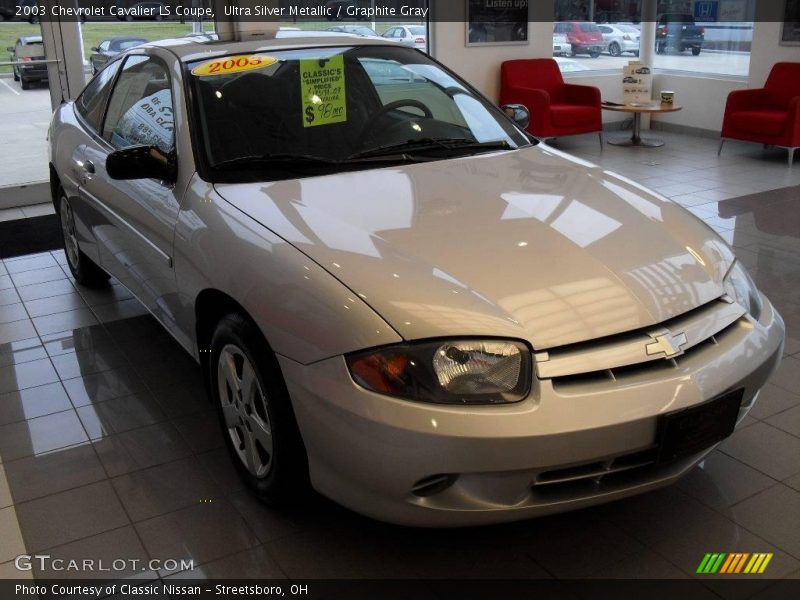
[552,32,568,56]
[7,35,47,90]
[656,13,704,55]
[89,37,148,74]
[598,23,640,56]
[49,35,784,527]
[554,21,604,58]
[381,24,427,50]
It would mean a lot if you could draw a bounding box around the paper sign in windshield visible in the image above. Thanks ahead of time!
[191,54,278,77]
[300,55,347,128]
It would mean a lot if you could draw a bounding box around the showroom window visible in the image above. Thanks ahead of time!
[553,0,753,78]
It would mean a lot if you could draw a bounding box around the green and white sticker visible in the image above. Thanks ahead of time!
[300,55,347,128]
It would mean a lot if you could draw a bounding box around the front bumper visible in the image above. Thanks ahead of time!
[19,64,48,81]
[279,295,784,527]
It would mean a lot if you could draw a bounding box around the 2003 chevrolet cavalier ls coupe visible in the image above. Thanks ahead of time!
[49,34,784,526]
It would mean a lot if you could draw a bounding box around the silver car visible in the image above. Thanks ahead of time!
[598,23,641,56]
[49,36,784,527]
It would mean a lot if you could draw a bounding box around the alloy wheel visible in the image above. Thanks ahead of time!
[217,344,274,478]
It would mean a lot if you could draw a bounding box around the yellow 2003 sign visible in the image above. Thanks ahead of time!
[191,54,278,77]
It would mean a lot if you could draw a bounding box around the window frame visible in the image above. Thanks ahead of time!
[100,52,176,154]
[74,57,125,136]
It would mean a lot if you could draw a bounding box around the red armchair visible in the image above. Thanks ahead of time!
[720,62,800,167]
[500,58,602,146]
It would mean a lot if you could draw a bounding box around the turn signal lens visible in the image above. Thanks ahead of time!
[346,339,531,405]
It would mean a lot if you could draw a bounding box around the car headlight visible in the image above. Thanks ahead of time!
[346,339,532,405]
[723,260,762,320]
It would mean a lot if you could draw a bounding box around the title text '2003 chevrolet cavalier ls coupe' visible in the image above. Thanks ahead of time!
[48,34,784,526]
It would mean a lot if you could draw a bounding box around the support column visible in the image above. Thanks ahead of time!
[39,0,85,107]
[638,0,658,130]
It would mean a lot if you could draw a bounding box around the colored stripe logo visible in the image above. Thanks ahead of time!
[697,553,773,574]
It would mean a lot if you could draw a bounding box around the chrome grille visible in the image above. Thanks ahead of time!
[535,297,746,382]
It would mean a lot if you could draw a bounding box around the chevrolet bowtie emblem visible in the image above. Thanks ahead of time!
[646,332,688,358]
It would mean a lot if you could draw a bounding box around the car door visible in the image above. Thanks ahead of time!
[79,52,180,323]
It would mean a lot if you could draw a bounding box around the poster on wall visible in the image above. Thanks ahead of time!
[466,0,529,46]
[782,0,800,44]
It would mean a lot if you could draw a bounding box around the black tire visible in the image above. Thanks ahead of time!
[656,41,666,54]
[20,77,30,90]
[57,187,110,287]
[589,50,600,58]
[210,312,310,506]
[692,46,701,56]
[13,68,19,82]
[609,42,621,57]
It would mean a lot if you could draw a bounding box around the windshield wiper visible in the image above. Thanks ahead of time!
[211,153,341,171]
[347,138,513,160]
[211,151,430,172]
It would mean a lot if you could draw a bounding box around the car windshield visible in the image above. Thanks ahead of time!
[113,39,146,51]
[188,45,530,182]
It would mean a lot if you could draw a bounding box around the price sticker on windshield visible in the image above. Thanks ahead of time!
[300,55,347,128]
[191,54,278,77]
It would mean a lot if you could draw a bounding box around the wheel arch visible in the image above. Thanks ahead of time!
[49,163,60,211]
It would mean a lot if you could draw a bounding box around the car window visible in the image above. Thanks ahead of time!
[189,45,529,181]
[409,27,425,36]
[599,26,611,33]
[75,60,122,133]
[99,40,110,51]
[580,23,600,32]
[102,55,174,153]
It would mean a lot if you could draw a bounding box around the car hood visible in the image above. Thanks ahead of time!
[215,145,734,350]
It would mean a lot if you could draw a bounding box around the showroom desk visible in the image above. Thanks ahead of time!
[602,101,683,148]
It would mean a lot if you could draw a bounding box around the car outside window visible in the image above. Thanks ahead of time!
[188,45,529,182]
[102,55,174,153]
[99,40,110,51]
[75,60,122,132]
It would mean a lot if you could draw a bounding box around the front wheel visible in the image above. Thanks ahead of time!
[692,46,701,56]
[58,188,110,287]
[20,77,30,90]
[210,312,310,505]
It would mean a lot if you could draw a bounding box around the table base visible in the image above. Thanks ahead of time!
[608,137,665,148]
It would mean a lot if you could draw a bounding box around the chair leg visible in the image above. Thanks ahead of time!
[718,139,725,156]
[598,131,604,151]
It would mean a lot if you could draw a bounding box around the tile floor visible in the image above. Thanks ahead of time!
[0,130,799,590]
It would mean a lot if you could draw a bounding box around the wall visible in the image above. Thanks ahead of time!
[748,21,800,87]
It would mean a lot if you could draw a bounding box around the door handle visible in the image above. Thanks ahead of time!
[84,160,96,174]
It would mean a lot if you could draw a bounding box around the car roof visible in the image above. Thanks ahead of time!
[140,32,397,63]
[104,36,149,42]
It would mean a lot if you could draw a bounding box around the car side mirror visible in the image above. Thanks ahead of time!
[500,103,530,130]
[106,145,176,182]
[90,46,99,52]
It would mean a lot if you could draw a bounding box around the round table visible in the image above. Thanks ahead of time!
[601,101,683,147]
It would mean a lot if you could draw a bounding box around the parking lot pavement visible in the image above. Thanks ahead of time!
[0,77,52,188]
